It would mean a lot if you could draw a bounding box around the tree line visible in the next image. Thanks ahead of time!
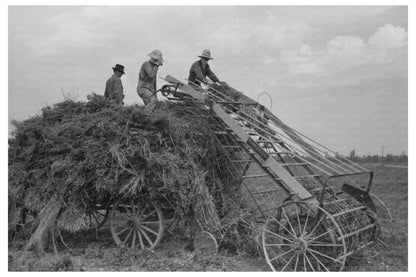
[347,150,408,165]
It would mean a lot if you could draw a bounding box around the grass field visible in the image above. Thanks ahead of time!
[8,163,407,271]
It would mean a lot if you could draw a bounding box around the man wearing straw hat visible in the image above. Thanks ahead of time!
[104,64,125,105]
[188,49,222,88]
[137,49,164,114]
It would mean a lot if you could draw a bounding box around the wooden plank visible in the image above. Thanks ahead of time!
[164,75,184,85]
[212,104,250,142]
[264,156,317,202]
[164,75,206,101]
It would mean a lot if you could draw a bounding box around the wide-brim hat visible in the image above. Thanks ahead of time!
[198,49,213,60]
[112,64,125,74]
[148,49,164,62]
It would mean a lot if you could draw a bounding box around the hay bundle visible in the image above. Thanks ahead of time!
[8,94,253,252]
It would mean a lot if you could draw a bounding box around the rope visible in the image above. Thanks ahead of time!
[256,92,273,111]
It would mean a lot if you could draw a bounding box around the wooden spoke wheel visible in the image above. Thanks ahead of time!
[262,201,347,272]
[83,206,109,230]
[109,198,164,250]
[19,208,38,231]
[194,231,218,255]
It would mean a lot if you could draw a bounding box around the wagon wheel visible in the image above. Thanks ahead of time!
[109,198,164,250]
[194,231,218,255]
[19,207,38,231]
[370,193,393,243]
[262,201,347,272]
[83,205,110,230]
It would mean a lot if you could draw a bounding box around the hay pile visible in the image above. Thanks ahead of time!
[8,94,255,252]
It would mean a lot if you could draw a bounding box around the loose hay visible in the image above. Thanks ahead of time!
[8,94,256,252]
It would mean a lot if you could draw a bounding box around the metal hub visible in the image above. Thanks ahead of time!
[291,238,307,254]
[127,218,141,229]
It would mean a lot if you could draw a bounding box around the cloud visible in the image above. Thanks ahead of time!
[368,23,407,48]
[8,6,408,155]
[281,24,407,77]
[327,36,366,50]
[30,6,206,56]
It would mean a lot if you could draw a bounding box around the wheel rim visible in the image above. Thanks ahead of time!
[370,193,393,240]
[83,207,109,230]
[262,201,347,272]
[110,198,164,250]
[19,208,38,232]
[370,193,393,223]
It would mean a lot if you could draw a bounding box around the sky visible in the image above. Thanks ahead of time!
[8,5,408,155]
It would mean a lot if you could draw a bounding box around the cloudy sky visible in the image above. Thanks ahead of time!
[8,6,407,155]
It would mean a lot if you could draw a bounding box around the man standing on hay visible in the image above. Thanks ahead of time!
[188,49,224,88]
[137,49,164,114]
[104,64,125,105]
[189,50,243,103]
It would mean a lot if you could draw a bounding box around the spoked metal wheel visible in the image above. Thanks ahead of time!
[83,205,109,230]
[262,201,347,272]
[109,198,164,249]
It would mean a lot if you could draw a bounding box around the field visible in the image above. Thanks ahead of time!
[8,163,407,271]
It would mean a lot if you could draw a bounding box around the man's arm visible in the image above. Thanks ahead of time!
[143,62,158,78]
[192,63,209,84]
[206,66,219,83]
[113,78,124,102]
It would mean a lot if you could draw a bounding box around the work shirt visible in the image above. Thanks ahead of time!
[104,74,124,104]
[188,60,219,86]
[137,60,159,94]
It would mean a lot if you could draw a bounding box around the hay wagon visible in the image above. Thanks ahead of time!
[9,74,392,271]
[153,75,393,271]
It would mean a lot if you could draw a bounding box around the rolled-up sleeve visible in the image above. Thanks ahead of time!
[137,61,158,92]
[143,62,158,78]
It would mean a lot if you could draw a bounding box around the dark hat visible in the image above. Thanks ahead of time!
[112,64,125,74]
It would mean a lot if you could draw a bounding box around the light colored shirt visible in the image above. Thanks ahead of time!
[137,60,159,93]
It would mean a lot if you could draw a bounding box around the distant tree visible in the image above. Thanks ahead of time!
[349,150,356,161]
[351,152,407,165]
[399,152,408,164]
[385,154,394,163]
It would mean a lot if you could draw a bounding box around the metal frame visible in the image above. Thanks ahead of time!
[160,75,384,271]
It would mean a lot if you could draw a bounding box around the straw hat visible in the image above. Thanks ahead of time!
[147,49,164,62]
[198,49,213,60]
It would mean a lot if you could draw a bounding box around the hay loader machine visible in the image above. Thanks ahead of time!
[158,75,393,271]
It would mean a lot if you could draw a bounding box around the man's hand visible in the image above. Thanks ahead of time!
[218,81,228,86]
[201,83,210,90]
